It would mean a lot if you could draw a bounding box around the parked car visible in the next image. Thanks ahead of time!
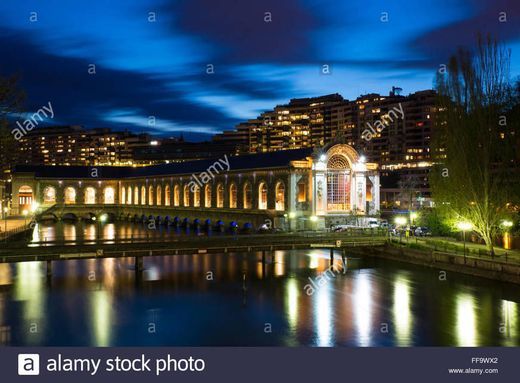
[414,227,431,237]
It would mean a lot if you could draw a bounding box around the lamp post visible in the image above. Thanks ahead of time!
[3,206,8,240]
[456,221,473,263]
[394,216,407,244]
[502,220,513,250]
[22,209,28,227]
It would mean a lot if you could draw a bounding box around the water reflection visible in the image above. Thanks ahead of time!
[393,274,413,346]
[455,293,478,346]
[0,245,518,346]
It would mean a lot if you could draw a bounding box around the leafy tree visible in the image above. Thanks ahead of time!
[431,36,520,255]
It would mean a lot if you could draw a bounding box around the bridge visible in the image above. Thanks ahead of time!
[0,232,387,275]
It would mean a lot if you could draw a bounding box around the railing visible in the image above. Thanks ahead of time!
[0,224,30,240]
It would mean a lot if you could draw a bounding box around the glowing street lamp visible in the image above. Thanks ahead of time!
[501,220,513,229]
[456,221,473,262]
[502,220,513,250]
[410,212,418,226]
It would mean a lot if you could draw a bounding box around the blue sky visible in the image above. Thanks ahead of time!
[1,0,519,140]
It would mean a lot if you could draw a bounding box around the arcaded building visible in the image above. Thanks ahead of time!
[11,144,380,230]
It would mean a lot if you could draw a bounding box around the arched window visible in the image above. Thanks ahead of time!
[258,182,267,210]
[126,186,132,204]
[275,182,285,211]
[141,186,146,205]
[165,185,171,206]
[134,187,139,205]
[204,184,212,208]
[156,185,162,206]
[174,184,180,206]
[243,182,252,209]
[18,185,33,211]
[64,187,76,204]
[193,185,201,207]
[121,187,126,205]
[216,183,224,208]
[43,186,56,203]
[85,187,96,204]
[148,185,154,205]
[327,154,351,211]
[183,185,190,207]
[229,183,237,208]
[104,187,115,204]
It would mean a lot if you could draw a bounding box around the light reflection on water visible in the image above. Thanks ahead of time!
[1,222,519,346]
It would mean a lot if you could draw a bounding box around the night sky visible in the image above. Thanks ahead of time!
[1,0,519,140]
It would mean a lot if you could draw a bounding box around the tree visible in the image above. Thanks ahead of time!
[431,36,520,255]
[0,74,25,174]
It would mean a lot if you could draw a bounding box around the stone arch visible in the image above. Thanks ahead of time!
[243,182,252,209]
[275,181,285,211]
[165,185,171,206]
[229,182,237,208]
[156,185,162,206]
[64,186,76,204]
[104,187,115,204]
[141,185,146,205]
[174,184,180,206]
[134,186,139,205]
[18,185,34,211]
[43,186,56,203]
[204,184,212,208]
[216,183,224,208]
[84,186,96,204]
[148,185,154,205]
[193,184,201,207]
[183,184,190,207]
[126,185,132,204]
[258,181,268,210]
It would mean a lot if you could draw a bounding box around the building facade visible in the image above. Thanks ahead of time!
[11,144,380,230]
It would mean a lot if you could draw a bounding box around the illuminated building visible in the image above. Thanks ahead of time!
[11,143,380,229]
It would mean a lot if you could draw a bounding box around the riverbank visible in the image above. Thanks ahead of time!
[353,242,520,284]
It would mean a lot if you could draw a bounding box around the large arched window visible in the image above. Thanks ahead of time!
[275,182,285,211]
[327,154,351,211]
[193,185,201,207]
[243,182,252,209]
[258,182,268,210]
[126,186,132,204]
[216,183,224,208]
[204,184,212,208]
[183,185,190,207]
[174,184,180,206]
[229,183,237,208]
[165,185,171,206]
[85,187,96,204]
[104,187,115,204]
[134,187,139,205]
[148,185,154,205]
[64,187,76,204]
[121,187,126,205]
[43,186,56,203]
[141,186,146,205]
[156,185,162,206]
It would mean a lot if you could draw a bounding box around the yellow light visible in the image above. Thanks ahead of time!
[456,221,473,231]
[394,216,407,226]
[410,212,418,220]
[289,212,296,219]
[99,214,108,223]
[310,215,318,222]
[502,220,513,228]
[22,210,28,216]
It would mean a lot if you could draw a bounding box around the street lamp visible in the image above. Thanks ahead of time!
[394,216,407,244]
[3,207,8,239]
[502,220,514,250]
[456,221,473,263]
[22,209,29,227]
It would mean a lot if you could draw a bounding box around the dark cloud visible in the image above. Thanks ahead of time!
[0,29,238,140]
[410,0,520,65]
[170,0,321,63]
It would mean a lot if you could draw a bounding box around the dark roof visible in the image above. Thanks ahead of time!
[12,148,314,179]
